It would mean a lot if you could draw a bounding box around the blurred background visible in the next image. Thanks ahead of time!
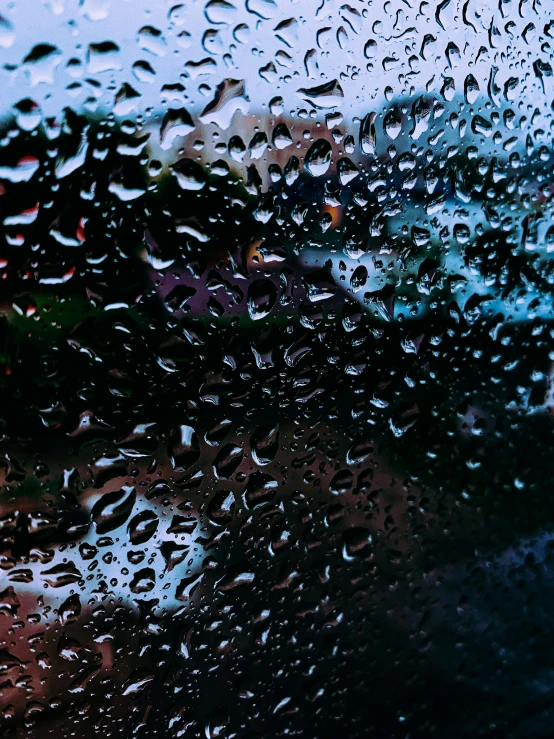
[1,0,554,737]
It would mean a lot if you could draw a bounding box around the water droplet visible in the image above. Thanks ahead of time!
[199,79,249,130]
[247,278,277,320]
[305,139,332,177]
[297,80,344,109]
[92,486,136,534]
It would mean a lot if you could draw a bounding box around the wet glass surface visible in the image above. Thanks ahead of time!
[1,1,554,737]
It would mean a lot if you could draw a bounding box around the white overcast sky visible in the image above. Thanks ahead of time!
[0,0,550,127]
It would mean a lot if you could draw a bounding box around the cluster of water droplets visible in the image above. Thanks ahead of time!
[0,0,554,737]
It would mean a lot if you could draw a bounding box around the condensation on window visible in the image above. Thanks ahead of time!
[0,1,553,737]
